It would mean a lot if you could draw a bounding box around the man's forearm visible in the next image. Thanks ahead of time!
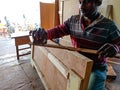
[47,24,69,39]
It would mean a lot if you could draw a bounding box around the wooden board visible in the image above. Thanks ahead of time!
[107,64,117,80]
[32,46,83,90]
[58,38,117,79]
[40,1,59,30]
[40,2,55,29]
[46,40,93,90]
[31,39,93,90]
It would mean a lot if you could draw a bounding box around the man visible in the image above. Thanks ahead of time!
[31,0,120,90]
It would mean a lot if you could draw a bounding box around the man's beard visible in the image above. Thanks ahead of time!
[81,9,99,20]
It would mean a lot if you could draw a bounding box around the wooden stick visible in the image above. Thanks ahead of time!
[29,42,97,54]
[107,64,117,79]
[107,60,120,65]
[29,42,120,64]
[105,5,113,18]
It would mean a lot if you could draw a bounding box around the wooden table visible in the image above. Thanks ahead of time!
[11,32,31,60]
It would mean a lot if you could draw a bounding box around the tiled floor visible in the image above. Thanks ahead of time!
[0,38,45,90]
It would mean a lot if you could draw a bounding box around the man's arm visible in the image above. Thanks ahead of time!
[97,22,120,58]
[47,24,70,40]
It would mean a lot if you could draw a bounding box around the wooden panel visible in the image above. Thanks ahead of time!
[15,36,30,46]
[46,41,93,90]
[32,44,93,90]
[40,2,55,29]
[40,1,60,30]
[31,35,93,90]
[107,64,117,79]
[33,46,82,90]
[54,0,60,26]
[34,46,67,90]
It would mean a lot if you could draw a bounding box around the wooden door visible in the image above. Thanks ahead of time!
[40,0,60,30]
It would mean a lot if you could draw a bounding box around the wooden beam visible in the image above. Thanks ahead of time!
[105,5,113,18]
[107,64,117,80]
[30,42,120,58]
[29,42,97,54]
[67,70,81,90]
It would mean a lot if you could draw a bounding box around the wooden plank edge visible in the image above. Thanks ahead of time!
[82,61,93,90]
[48,52,82,90]
[39,46,69,79]
[67,70,82,90]
[31,58,49,90]
[48,53,69,79]
[107,64,117,80]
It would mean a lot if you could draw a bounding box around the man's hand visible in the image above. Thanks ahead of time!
[29,28,47,44]
[97,43,119,58]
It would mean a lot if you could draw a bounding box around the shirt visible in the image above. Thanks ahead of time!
[47,14,120,66]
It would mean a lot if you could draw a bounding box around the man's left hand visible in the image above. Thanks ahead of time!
[29,28,47,44]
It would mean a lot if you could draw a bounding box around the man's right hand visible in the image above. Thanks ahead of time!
[97,43,118,58]
[29,28,47,44]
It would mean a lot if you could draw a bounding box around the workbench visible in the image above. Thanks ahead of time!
[11,32,31,60]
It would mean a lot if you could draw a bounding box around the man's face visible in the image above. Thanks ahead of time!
[79,0,98,17]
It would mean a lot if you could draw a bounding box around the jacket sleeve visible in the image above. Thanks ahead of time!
[108,22,120,52]
[46,15,77,40]
[47,24,70,40]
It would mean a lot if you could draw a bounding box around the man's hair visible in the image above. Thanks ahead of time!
[94,0,102,6]
[79,0,102,6]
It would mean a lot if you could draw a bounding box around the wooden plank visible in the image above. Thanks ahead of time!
[59,39,117,81]
[31,58,49,90]
[40,2,55,29]
[32,51,82,90]
[107,64,117,80]
[48,52,83,90]
[40,1,60,30]
[54,0,60,26]
[32,43,93,90]
[15,36,30,46]
[30,42,97,54]
[67,70,82,90]
[30,41,120,58]
[48,53,69,78]
[105,5,113,18]
[46,41,93,90]
[33,46,68,90]
[107,59,120,65]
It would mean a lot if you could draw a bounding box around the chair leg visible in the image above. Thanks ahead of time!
[16,46,19,60]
